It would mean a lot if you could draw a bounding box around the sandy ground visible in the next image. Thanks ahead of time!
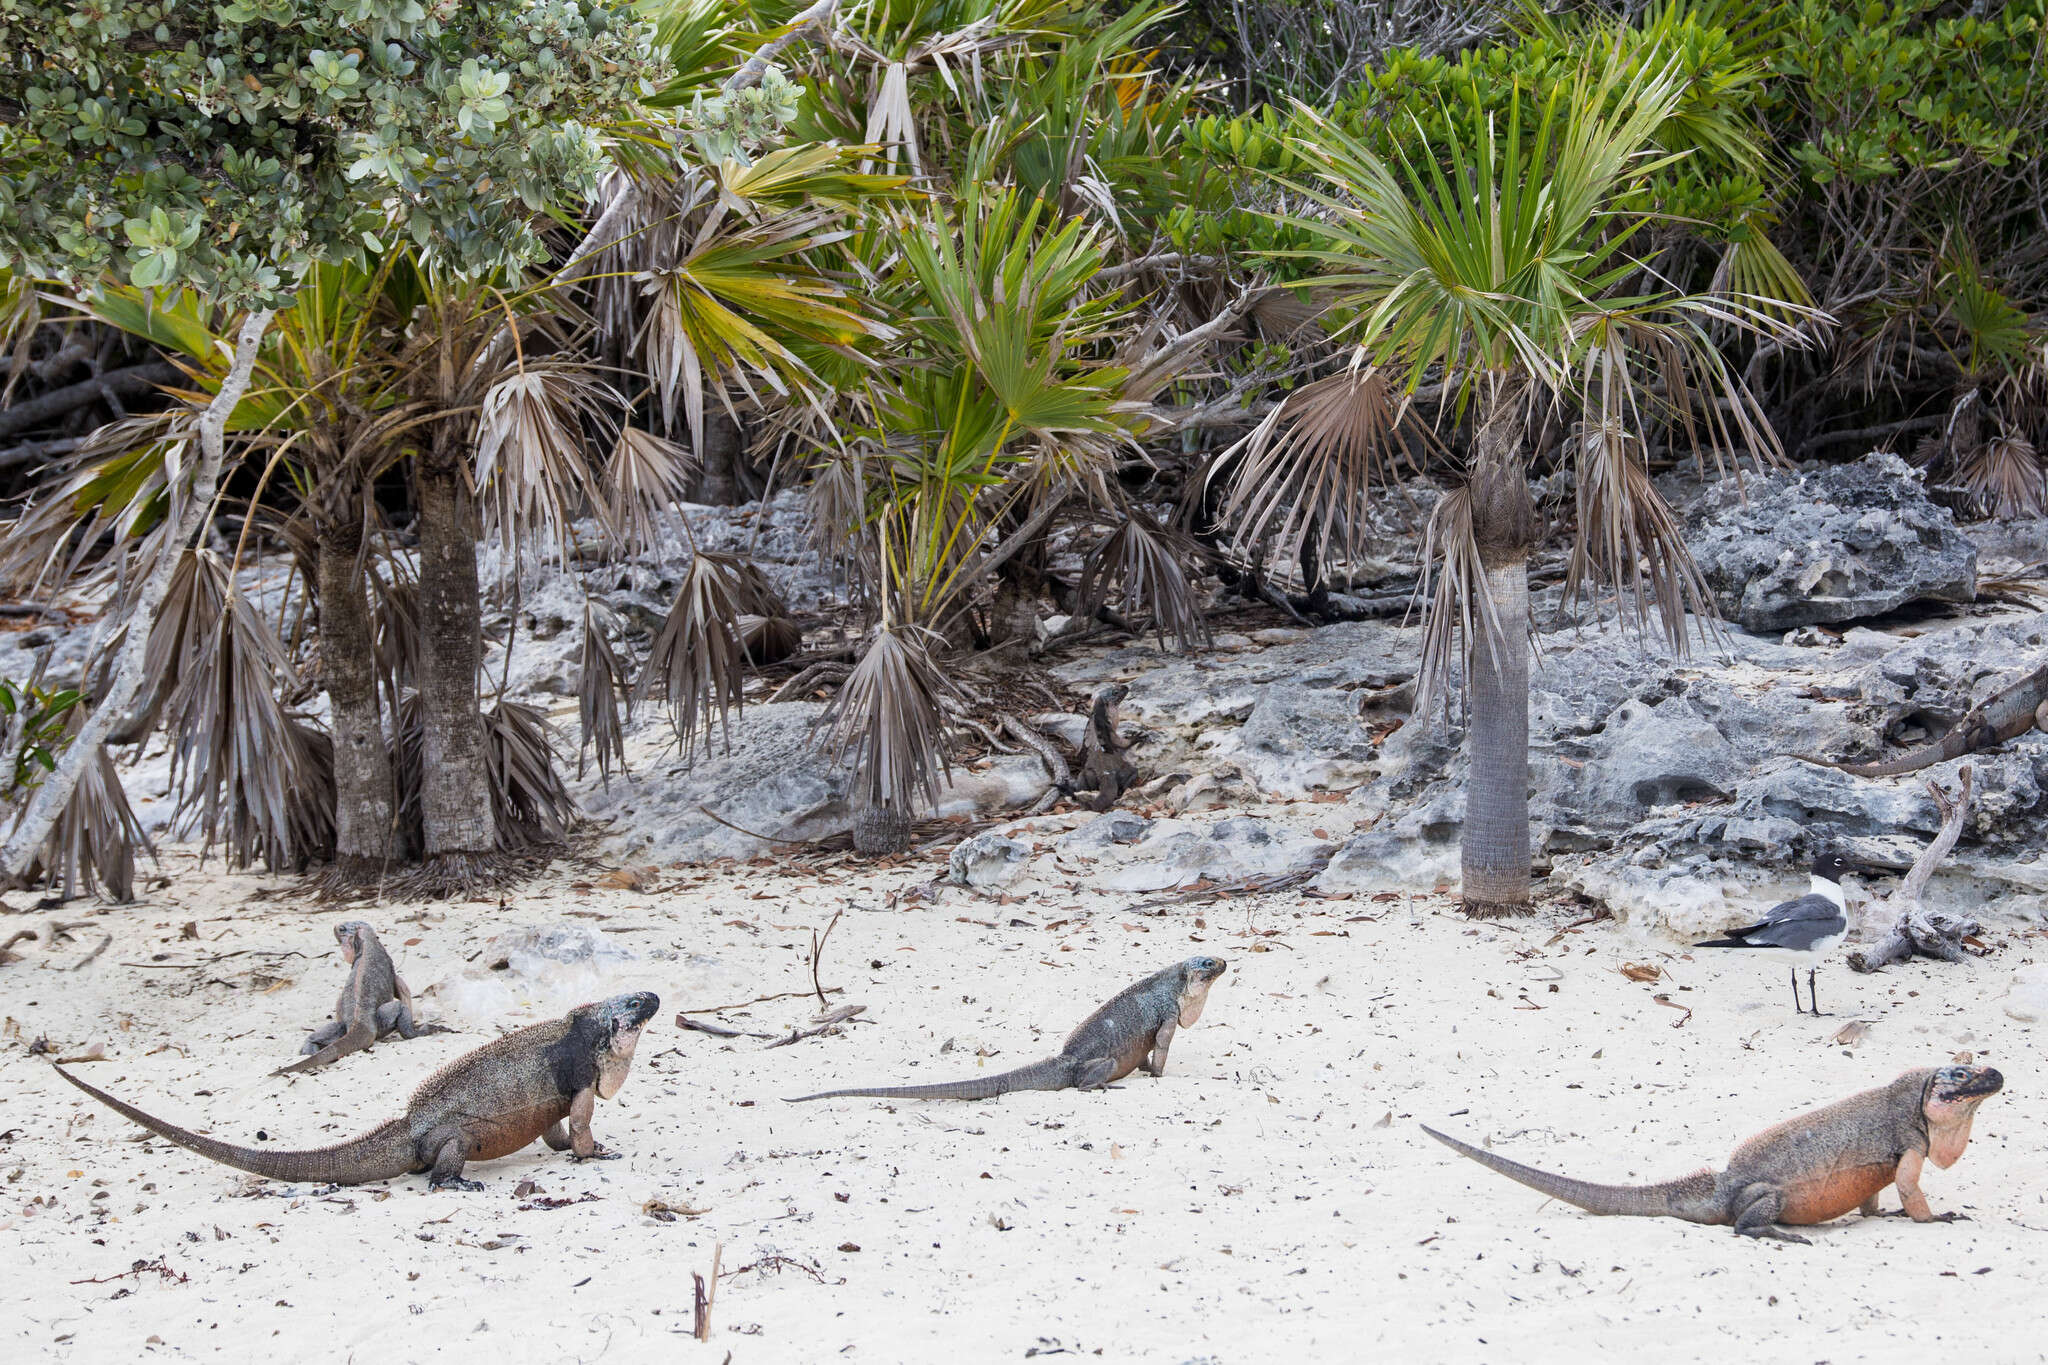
[4,814,2046,1365]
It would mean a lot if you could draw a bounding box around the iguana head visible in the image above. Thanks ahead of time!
[1922,1065,2002,1168]
[584,991,661,1099]
[1175,955,1229,1026]
[334,921,374,964]
[1926,1064,2002,1112]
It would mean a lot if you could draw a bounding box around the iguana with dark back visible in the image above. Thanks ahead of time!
[1062,683,1138,812]
[55,992,659,1190]
[1424,1065,2002,1243]
[785,956,1226,1102]
[1822,663,2048,778]
[277,921,429,1075]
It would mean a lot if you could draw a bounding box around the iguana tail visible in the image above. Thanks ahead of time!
[56,1066,418,1184]
[1422,1125,1719,1221]
[1829,664,2048,778]
[784,1057,1075,1103]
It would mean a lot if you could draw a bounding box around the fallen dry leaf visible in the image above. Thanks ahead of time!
[1832,1021,1870,1048]
[1620,962,1663,983]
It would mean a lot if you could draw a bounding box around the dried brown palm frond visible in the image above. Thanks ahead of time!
[576,600,632,784]
[472,363,622,558]
[607,425,698,553]
[1220,365,1422,570]
[151,550,332,872]
[368,570,421,710]
[1953,432,2047,519]
[1562,418,1719,652]
[1413,487,1511,724]
[634,551,775,761]
[283,720,337,867]
[805,448,869,563]
[1078,508,1212,653]
[20,706,154,903]
[815,626,957,825]
[484,700,575,850]
[392,688,426,855]
[0,407,199,597]
[736,614,803,665]
[722,555,789,618]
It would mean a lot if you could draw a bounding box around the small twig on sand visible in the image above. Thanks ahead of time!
[809,907,844,1011]
[678,987,843,1016]
[676,1015,777,1040]
[723,1254,830,1284]
[70,1256,188,1286]
[1121,869,1320,914]
[68,935,113,971]
[762,1003,868,1049]
[693,1240,723,1342]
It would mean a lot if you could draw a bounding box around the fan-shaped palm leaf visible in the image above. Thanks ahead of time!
[634,551,789,760]
[814,624,956,820]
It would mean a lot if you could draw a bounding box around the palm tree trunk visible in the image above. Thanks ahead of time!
[851,798,912,856]
[413,451,496,859]
[1460,383,1537,917]
[694,404,747,506]
[316,519,399,878]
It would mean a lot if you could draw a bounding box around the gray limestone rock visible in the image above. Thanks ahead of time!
[1686,452,1977,631]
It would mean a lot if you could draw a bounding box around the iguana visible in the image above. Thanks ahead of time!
[54,991,659,1190]
[1062,683,1138,813]
[784,956,1227,1103]
[277,921,429,1075]
[1423,1064,2002,1244]
[1825,663,2048,778]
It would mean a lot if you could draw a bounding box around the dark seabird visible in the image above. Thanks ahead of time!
[1694,849,1852,1014]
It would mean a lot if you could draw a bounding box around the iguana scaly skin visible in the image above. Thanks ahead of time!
[276,921,425,1075]
[56,992,659,1190]
[785,956,1226,1103]
[1424,1065,2002,1244]
[1834,663,2048,778]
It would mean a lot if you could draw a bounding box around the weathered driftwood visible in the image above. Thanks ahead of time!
[1847,767,1977,973]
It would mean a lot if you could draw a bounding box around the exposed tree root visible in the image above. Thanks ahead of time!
[380,849,553,902]
[1460,895,1533,920]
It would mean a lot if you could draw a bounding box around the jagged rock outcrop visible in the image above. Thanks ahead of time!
[1686,452,1977,631]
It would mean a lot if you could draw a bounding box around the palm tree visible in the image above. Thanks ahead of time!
[1226,40,1817,915]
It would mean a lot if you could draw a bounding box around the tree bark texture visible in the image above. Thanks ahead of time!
[0,310,274,887]
[851,798,912,856]
[1460,382,1537,917]
[413,451,496,856]
[316,518,401,876]
[694,403,748,506]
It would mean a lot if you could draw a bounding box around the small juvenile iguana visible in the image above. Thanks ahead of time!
[1062,683,1138,813]
[1424,1064,2002,1243]
[785,956,1227,1103]
[56,991,660,1190]
[277,921,427,1075]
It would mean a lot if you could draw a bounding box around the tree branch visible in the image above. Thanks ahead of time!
[0,362,182,441]
[723,0,840,95]
[0,310,273,890]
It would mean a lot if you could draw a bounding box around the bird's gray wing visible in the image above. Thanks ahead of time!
[1743,894,1846,949]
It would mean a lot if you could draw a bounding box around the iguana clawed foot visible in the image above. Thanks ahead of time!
[569,1146,622,1163]
[431,1176,486,1192]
